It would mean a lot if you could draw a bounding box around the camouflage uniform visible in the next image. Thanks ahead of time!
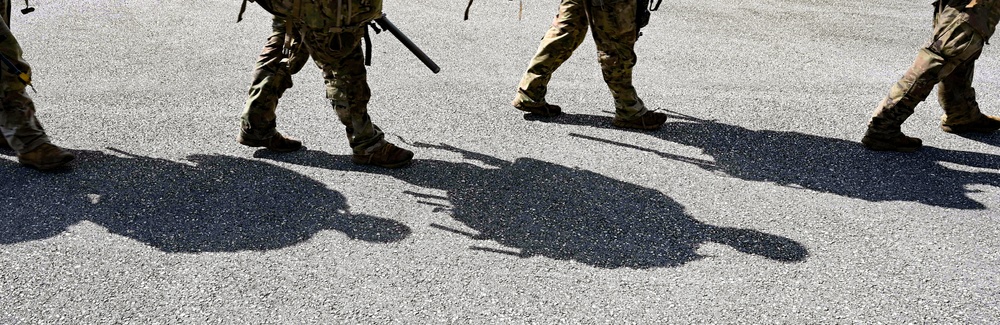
[868,0,1000,137]
[240,0,387,154]
[514,0,647,120]
[0,0,49,153]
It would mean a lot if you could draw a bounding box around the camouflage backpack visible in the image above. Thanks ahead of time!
[238,0,382,30]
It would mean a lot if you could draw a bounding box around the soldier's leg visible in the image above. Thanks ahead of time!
[238,17,303,152]
[0,90,47,153]
[0,15,74,169]
[938,52,983,124]
[864,7,984,150]
[588,1,665,129]
[318,34,383,153]
[512,0,589,112]
[937,51,1000,133]
[313,31,412,167]
[0,5,43,152]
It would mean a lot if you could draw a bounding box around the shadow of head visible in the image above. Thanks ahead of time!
[0,149,410,251]
[264,144,809,268]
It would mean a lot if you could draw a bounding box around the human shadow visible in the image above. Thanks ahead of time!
[262,145,808,269]
[532,112,1000,209]
[0,149,410,251]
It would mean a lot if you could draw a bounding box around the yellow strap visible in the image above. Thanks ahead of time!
[337,0,343,27]
[284,0,301,50]
[967,0,979,8]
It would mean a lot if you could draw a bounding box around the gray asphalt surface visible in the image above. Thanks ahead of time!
[2,0,999,323]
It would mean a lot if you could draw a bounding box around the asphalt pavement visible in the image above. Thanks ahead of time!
[1,0,998,323]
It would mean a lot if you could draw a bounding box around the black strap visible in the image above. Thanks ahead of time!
[464,0,474,20]
[650,0,662,11]
[364,25,373,66]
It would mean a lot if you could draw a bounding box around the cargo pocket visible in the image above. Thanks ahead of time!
[933,21,984,60]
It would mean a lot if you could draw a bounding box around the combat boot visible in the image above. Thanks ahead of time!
[612,111,668,130]
[17,143,75,170]
[861,130,922,152]
[940,115,1000,134]
[512,101,562,117]
[352,142,413,168]
[237,132,302,152]
[0,136,10,150]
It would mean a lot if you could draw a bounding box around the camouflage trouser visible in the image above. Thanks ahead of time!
[869,4,998,135]
[0,0,49,153]
[514,0,647,119]
[241,17,384,154]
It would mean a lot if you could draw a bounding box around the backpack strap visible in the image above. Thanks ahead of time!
[237,0,250,22]
[237,0,284,22]
[650,0,663,11]
[283,0,302,51]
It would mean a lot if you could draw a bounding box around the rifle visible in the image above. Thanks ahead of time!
[236,0,440,74]
[365,14,440,74]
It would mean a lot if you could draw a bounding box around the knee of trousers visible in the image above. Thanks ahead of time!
[326,79,371,105]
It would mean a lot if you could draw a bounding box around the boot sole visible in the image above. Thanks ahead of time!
[237,137,302,153]
[861,139,920,153]
[19,155,75,170]
[512,103,561,117]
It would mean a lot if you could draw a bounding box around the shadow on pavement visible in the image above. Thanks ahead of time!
[263,145,808,269]
[0,148,410,251]
[531,111,1000,210]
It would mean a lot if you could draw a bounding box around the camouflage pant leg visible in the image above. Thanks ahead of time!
[937,50,984,126]
[0,9,49,153]
[589,0,646,119]
[240,17,308,141]
[0,90,49,153]
[869,6,985,134]
[514,0,589,107]
[306,29,384,154]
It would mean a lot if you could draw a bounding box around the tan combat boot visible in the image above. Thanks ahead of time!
[861,129,922,152]
[612,111,668,130]
[18,143,76,170]
[941,115,1000,134]
[237,131,302,152]
[512,101,562,117]
[352,142,414,168]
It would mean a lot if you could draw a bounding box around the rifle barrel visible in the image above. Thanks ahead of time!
[374,15,441,74]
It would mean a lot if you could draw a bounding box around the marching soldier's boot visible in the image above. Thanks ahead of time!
[864,97,923,152]
[237,131,302,152]
[352,142,413,168]
[512,99,562,117]
[861,129,923,152]
[941,114,1000,133]
[17,143,74,170]
[612,111,668,130]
